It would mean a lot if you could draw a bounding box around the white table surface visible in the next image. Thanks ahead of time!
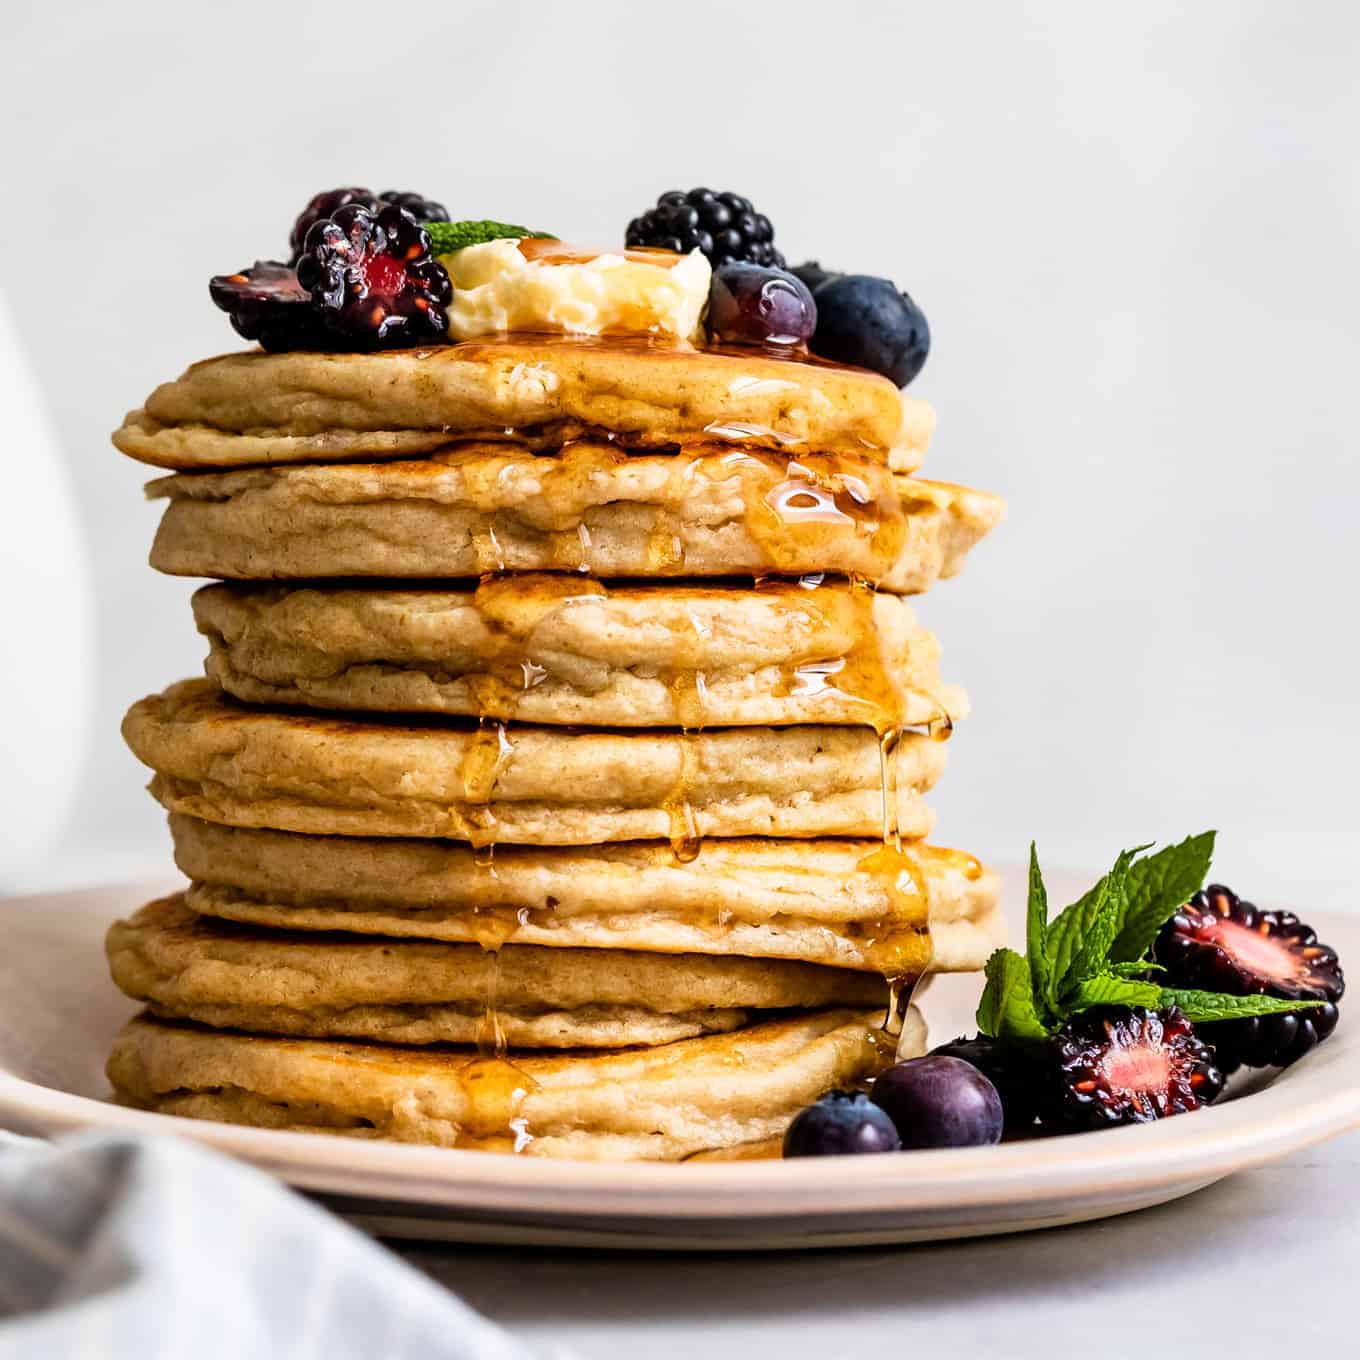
[398,1128,1360,1357]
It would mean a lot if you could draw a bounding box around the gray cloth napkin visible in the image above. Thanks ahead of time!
[0,1131,537,1360]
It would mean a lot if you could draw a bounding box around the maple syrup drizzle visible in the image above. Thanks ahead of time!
[735,449,907,580]
[516,238,685,269]
[661,603,709,863]
[455,1050,539,1154]
[457,573,608,718]
[474,952,507,1058]
[455,709,532,1143]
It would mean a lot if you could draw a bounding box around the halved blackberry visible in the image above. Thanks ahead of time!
[930,1035,1042,1134]
[1042,1007,1224,1132]
[288,187,382,264]
[1154,884,1345,1071]
[209,261,332,353]
[379,190,450,224]
[626,188,785,268]
[296,204,451,348]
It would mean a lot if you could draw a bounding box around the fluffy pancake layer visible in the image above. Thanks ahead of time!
[108,1007,922,1159]
[113,337,929,470]
[145,444,1003,594]
[108,896,884,1048]
[169,816,1002,975]
[193,577,964,729]
[124,681,947,845]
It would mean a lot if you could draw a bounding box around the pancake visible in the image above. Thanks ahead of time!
[169,816,1004,976]
[106,896,886,1048]
[123,680,947,846]
[112,336,931,471]
[107,1007,923,1159]
[145,443,1003,594]
[192,577,966,730]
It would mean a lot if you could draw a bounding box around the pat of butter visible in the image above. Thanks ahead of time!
[441,238,711,342]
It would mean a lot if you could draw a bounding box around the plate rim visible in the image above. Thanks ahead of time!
[3,887,1358,1223]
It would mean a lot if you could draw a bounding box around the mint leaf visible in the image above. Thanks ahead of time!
[1059,848,1144,994]
[1068,975,1165,1011]
[427,220,557,255]
[1067,978,1323,1023]
[1107,831,1216,962]
[1157,988,1326,1024]
[1107,960,1166,978]
[1045,847,1137,994]
[976,949,1050,1043]
[1026,843,1055,1018]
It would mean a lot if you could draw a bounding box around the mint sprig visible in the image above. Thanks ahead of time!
[976,831,1325,1044]
[977,949,1049,1043]
[426,220,557,256]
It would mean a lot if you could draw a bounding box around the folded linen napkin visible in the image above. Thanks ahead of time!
[0,1131,536,1360]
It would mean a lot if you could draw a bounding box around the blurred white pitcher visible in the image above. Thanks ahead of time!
[0,290,93,887]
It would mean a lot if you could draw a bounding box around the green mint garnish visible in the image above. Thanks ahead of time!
[976,830,1325,1045]
[425,220,557,256]
[976,948,1050,1044]
[1156,988,1322,1025]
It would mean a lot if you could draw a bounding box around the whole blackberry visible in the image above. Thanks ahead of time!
[1154,884,1344,1072]
[288,187,382,264]
[930,1035,1041,1134]
[790,260,840,295]
[296,204,451,348]
[209,261,332,353]
[379,190,450,224]
[1042,1007,1224,1132]
[626,188,785,268]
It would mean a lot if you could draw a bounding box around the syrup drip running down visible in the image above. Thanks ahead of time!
[797,570,942,1044]
[661,605,712,864]
[760,571,946,1038]
[454,1051,538,1154]
[456,704,538,1149]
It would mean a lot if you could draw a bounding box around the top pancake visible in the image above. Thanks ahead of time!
[112,336,932,472]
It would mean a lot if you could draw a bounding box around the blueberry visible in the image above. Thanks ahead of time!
[782,1090,902,1158]
[809,274,931,388]
[929,1035,1041,1135]
[870,1055,1003,1149]
[708,263,817,348]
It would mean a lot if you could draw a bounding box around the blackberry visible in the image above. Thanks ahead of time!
[930,1035,1041,1134]
[379,190,450,224]
[209,261,332,353]
[791,260,840,295]
[1154,884,1344,1071]
[288,187,382,264]
[626,188,785,268]
[296,204,451,348]
[1042,1007,1224,1132]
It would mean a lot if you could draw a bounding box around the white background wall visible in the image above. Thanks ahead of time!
[2,1,1356,912]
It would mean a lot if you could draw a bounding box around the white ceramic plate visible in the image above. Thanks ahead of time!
[2,878,1357,1250]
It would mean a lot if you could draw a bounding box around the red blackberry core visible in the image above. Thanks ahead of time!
[1045,1007,1224,1132]
[1154,885,1344,1070]
[296,204,451,348]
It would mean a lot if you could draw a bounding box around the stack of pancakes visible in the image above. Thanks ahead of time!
[105,336,1005,1161]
